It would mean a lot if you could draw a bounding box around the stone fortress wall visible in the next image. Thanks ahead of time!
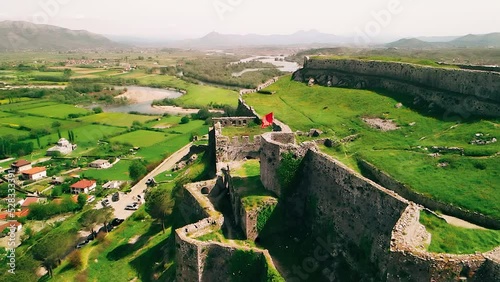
[259,129,500,281]
[293,58,500,117]
[176,82,500,281]
[211,117,262,163]
[175,178,279,282]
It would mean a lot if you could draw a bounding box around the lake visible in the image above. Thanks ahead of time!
[104,86,183,115]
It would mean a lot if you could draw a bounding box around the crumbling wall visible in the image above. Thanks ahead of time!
[294,59,500,117]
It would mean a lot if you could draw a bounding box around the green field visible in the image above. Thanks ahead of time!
[0,115,79,130]
[110,130,168,147]
[77,112,160,127]
[26,124,128,149]
[245,77,500,220]
[0,126,30,138]
[82,159,132,181]
[19,103,91,119]
[0,97,31,105]
[0,100,59,111]
[137,74,238,107]
[420,211,500,254]
[136,122,208,162]
[0,111,11,118]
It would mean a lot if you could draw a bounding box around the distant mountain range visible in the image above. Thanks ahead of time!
[168,30,354,48]
[0,21,124,51]
[0,21,499,51]
[387,33,500,49]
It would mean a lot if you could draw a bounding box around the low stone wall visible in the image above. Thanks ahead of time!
[359,160,500,229]
[387,204,500,281]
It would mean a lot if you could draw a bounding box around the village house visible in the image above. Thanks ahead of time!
[0,221,22,234]
[88,159,111,169]
[10,160,32,174]
[21,197,46,209]
[70,179,96,194]
[46,138,77,156]
[21,167,47,181]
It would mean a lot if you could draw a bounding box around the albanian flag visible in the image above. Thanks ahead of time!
[261,112,274,128]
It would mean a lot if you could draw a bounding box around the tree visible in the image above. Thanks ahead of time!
[92,107,103,114]
[79,207,114,236]
[77,193,87,209]
[145,187,175,233]
[63,68,73,78]
[131,120,143,129]
[180,116,190,124]
[100,207,115,234]
[129,160,147,181]
[57,129,62,139]
[195,107,211,120]
[32,231,77,276]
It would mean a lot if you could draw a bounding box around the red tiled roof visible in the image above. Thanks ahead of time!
[12,160,30,167]
[0,209,29,220]
[22,167,46,175]
[21,197,39,207]
[0,221,22,233]
[71,179,96,189]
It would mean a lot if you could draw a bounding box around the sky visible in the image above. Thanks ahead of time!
[0,0,499,40]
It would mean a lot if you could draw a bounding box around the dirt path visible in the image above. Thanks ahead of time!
[440,214,487,230]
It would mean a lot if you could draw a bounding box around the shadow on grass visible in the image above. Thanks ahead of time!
[106,223,162,261]
[129,233,175,282]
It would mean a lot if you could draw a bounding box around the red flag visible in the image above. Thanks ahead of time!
[261,112,274,128]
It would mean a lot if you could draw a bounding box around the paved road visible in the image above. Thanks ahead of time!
[95,143,193,219]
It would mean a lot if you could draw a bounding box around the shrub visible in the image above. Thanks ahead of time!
[180,116,190,124]
[67,250,83,269]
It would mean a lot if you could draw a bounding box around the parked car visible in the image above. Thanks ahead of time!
[112,192,119,202]
[87,196,95,203]
[87,231,98,241]
[125,203,138,210]
[111,218,124,227]
[98,223,113,233]
[102,199,110,207]
[76,239,89,249]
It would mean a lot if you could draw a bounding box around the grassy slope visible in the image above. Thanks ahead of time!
[245,77,500,219]
[420,211,500,254]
